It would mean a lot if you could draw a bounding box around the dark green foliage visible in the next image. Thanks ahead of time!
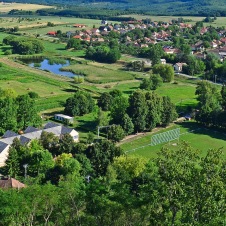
[1,147,20,178]
[85,139,122,176]
[28,91,39,99]
[128,90,148,132]
[97,92,113,111]
[161,96,178,126]
[64,91,95,116]
[107,124,125,142]
[16,94,42,130]
[195,81,222,126]
[120,113,134,135]
[140,74,163,90]
[86,45,121,63]
[3,36,44,55]
[66,38,82,50]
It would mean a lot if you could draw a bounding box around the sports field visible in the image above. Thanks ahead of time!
[120,121,226,159]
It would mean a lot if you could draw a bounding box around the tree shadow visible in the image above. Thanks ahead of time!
[176,121,226,141]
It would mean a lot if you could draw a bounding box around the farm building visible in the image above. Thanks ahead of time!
[54,114,74,124]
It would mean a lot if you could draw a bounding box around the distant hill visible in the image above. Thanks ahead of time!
[2,0,226,16]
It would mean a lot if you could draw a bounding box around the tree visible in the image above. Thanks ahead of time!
[0,97,17,135]
[110,96,129,124]
[120,113,134,135]
[66,38,82,50]
[145,92,163,130]
[39,131,59,156]
[98,92,113,111]
[16,94,41,130]
[64,91,95,116]
[1,147,20,178]
[152,64,174,82]
[149,44,164,65]
[107,125,125,142]
[85,139,122,176]
[59,134,74,154]
[161,96,178,126]
[128,90,148,132]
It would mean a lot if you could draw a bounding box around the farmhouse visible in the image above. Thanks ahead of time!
[47,31,57,36]
[174,62,187,72]
[0,123,79,167]
[73,24,86,28]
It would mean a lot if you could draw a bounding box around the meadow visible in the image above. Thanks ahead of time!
[0,3,53,13]
[119,14,226,27]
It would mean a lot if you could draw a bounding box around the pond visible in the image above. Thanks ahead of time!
[21,58,76,77]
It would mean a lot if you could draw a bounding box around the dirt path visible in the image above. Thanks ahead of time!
[117,124,175,147]
[0,57,73,82]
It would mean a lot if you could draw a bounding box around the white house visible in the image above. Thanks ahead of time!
[174,62,187,72]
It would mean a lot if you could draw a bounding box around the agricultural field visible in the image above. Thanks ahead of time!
[0,16,117,34]
[119,14,226,27]
[119,121,226,159]
[0,3,53,13]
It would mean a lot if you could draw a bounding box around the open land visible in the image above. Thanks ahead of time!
[0,14,225,157]
[0,3,53,13]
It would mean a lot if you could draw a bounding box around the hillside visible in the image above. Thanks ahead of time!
[2,0,226,16]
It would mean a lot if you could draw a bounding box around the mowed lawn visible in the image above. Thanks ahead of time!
[120,121,226,159]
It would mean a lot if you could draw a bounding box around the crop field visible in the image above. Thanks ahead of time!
[0,16,117,32]
[0,3,53,13]
[120,121,226,159]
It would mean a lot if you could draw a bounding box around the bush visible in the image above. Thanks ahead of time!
[74,76,84,84]
[4,50,12,55]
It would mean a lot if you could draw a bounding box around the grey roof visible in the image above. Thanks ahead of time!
[2,130,18,138]
[22,131,42,140]
[24,126,39,134]
[44,126,62,136]
[61,126,73,135]
[0,141,9,154]
[19,136,31,145]
[44,122,61,129]
[1,136,20,145]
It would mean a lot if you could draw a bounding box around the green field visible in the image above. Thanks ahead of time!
[119,15,226,27]
[64,62,135,83]
[120,121,226,159]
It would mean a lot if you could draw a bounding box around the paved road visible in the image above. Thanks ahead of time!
[175,72,223,86]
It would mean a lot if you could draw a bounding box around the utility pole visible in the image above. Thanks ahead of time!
[23,164,28,179]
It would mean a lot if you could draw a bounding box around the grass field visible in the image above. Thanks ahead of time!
[0,3,53,13]
[119,14,226,27]
[64,62,135,83]
[120,121,226,159]
[0,16,117,32]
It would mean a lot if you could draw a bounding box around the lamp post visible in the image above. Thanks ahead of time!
[214,74,217,83]
[23,164,28,179]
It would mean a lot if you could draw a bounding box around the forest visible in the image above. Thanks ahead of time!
[3,0,226,16]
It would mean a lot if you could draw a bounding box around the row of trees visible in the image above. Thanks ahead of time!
[0,140,225,226]
[3,35,44,55]
[98,89,178,134]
